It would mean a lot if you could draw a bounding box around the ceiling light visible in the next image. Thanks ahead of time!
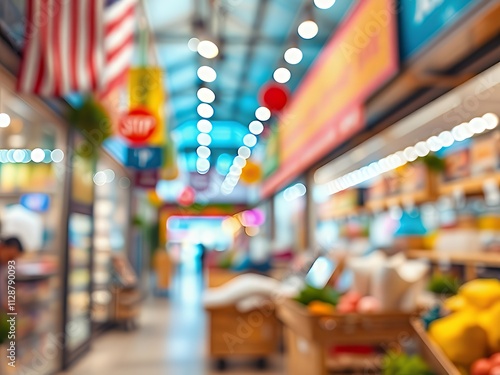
[196,158,210,172]
[104,169,115,183]
[243,134,257,147]
[482,113,499,130]
[249,121,264,135]
[404,146,418,162]
[0,113,11,128]
[50,149,64,163]
[31,148,45,163]
[197,87,215,103]
[238,146,251,159]
[298,20,318,39]
[229,165,242,175]
[197,146,211,159]
[284,47,303,65]
[468,117,487,134]
[273,67,291,84]
[414,141,430,157]
[426,136,443,152]
[234,156,247,168]
[197,40,219,59]
[197,119,212,133]
[197,66,217,82]
[188,37,200,52]
[314,0,336,9]
[255,106,271,121]
[93,171,107,186]
[197,133,212,146]
[438,131,454,147]
[197,103,214,118]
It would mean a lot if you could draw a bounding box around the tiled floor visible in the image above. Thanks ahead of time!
[61,264,285,375]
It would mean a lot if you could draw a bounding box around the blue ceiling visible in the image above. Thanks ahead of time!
[144,0,355,129]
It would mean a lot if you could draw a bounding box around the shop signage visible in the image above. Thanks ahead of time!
[262,0,398,197]
[119,108,157,144]
[128,67,166,145]
[399,0,478,59]
[125,146,163,170]
[134,169,159,189]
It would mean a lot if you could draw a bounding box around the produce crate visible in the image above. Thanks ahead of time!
[205,303,281,369]
[277,299,459,375]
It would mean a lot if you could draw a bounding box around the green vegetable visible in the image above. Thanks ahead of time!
[294,284,341,306]
[427,274,461,296]
[382,351,435,375]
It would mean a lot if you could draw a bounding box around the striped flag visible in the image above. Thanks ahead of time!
[17,0,136,97]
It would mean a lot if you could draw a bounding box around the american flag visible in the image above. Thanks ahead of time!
[17,0,137,97]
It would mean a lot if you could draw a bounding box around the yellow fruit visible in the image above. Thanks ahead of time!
[444,295,468,312]
[478,302,500,353]
[459,279,500,310]
[308,301,336,315]
[429,311,488,367]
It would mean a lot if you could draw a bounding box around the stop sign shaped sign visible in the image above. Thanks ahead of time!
[119,108,157,144]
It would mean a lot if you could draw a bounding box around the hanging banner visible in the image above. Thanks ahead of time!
[128,67,166,145]
[262,0,398,198]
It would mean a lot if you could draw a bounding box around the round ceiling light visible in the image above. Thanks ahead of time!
[234,156,247,168]
[273,67,291,84]
[483,113,499,130]
[243,134,257,147]
[197,133,212,146]
[197,87,215,103]
[197,146,211,159]
[187,37,200,52]
[255,106,271,121]
[0,113,11,128]
[284,47,303,65]
[314,0,336,9]
[238,146,251,159]
[298,20,318,39]
[31,148,45,163]
[197,103,214,118]
[249,121,264,135]
[197,40,219,59]
[196,158,210,172]
[197,119,213,133]
[197,66,217,82]
[51,149,64,163]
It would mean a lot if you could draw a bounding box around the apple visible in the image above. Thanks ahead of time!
[489,364,500,375]
[491,354,500,367]
[470,358,491,375]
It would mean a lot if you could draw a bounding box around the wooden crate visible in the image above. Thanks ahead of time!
[278,299,459,375]
[206,303,281,359]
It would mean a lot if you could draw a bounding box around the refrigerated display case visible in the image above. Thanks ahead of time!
[0,82,69,375]
[62,133,94,368]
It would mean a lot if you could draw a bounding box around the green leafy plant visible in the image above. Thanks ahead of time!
[419,154,446,172]
[427,274,461,296]
[294,285,341,306]
[68,96,112,159]
[382,351,435,375]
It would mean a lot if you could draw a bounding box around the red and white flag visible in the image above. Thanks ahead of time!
[17,0,136,97]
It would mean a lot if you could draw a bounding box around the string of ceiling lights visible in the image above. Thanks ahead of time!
[189,0,337,193]
[221,0,337,195]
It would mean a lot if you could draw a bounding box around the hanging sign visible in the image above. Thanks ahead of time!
[128,67,166,145]
[125,146,163,170]
[119,108,157,144]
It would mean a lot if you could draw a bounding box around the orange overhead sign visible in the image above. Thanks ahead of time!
[262,0,398,197]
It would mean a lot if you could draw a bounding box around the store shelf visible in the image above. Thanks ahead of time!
[366,190,435,210]
[438,172,500,196]
[406,250,500,268]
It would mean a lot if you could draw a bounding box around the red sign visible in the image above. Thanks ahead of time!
[119,108,157,144]
[134,169,159,189]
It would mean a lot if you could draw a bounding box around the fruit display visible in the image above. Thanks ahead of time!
[428,278,500,370]
[382,351,435,375]
[470,353,500,375]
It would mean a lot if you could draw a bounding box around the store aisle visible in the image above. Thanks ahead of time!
[61,263,284,375]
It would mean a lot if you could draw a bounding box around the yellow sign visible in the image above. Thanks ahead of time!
[128,67,166,145]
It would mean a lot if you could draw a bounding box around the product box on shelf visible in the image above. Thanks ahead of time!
[470,132,500,175]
